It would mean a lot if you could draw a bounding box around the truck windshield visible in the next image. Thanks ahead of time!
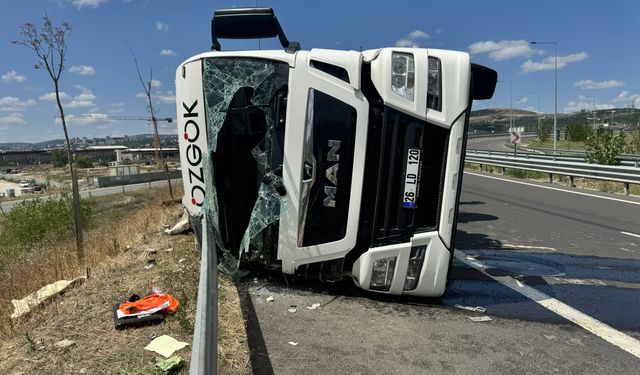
[201,57,289,276]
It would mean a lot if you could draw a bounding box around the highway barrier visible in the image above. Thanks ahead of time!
[465,150,640,195]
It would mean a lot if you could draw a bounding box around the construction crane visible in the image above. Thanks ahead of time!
[60,114,173,165]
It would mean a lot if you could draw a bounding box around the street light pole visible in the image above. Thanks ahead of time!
[530,41,558,151]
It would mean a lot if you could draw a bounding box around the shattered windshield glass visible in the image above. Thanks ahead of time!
[201,57,289,277]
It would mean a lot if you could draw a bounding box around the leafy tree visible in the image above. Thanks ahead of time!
[536,125,550,143]
[14,15,85,263]
[565,123,592,142]
[76,156,94,168]
[585,127,625,165]
[51,148,68,167]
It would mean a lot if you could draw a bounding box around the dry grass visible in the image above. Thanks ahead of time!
[218,276,250,375]
[0,186,250,374]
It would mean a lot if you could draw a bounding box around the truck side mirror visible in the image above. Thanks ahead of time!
[470,63,498,100]
[211,7,300,53]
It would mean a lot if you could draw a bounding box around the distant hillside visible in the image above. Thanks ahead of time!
[470,107,640,134]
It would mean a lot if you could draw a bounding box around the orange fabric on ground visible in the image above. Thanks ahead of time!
[118,293,179,316]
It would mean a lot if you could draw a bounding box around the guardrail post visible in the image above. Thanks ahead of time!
[569,176,575,188]
[479,164,483,172]
[624,183,630,196]
[502,167,506,175]
[548,173,553,184]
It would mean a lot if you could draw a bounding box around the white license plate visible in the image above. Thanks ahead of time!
[402,148,421,209]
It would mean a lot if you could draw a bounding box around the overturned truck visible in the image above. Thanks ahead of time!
[176,8,497,297]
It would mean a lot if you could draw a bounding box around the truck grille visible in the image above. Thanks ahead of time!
[370,107,449,246]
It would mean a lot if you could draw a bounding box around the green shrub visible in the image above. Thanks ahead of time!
[52,149,68,168]
[0,193,91,251]
[585,127,625,165]
[76,155,94,168]
[565,123,592,142]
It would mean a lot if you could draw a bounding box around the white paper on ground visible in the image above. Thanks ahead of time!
[144,335,189,358]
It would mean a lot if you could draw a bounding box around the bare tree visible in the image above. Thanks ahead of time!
[129,48,163,167]
[14,15,85,263]
[129,47,174,199]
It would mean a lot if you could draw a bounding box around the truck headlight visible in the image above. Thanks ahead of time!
[391,52,415,101]
[404,246,426,291]
[370,256,397,291]
[427,57,441,111]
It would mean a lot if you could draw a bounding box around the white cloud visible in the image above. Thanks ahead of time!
[57,112,113,126]
[395,29,430,48]
[67,87,96,108]
[156,21,169,31]
[516,97,529,104]
[150,79,162,88]
[468,39,541,61]
[573,79,624,90]
[155,91,175,104]
[0,96,36,112]
[39,92,70,101]
[68,0,108,9]
[435,28,444,34]
[69,65,96,75]
[564,95,613,113]
[613,92,640,107]
[160,49,176,56]
[0,112,26,125]
[521,52,589,74]
[105,102,125,113]
[2,70,26,83]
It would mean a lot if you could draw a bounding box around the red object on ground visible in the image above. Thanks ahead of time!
[118,293,179,316]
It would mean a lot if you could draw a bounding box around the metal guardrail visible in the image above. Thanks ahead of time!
[190,215,217,375]
[465,151,640,195]
[467,149,640,168]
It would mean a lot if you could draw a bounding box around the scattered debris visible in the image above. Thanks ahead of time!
[144,335,189,358]
[454,304,487,313]
[117,291,179,319]
[266,296,274,302]
[154,355,185,372]
[164,211,191,235]
[165,248,173,252]
[287,341,299,346]
[468,316,493,322]
[178,258,186,264]
[253,277,259,283]
[544,335,556,340]
[306,303,321,310]
[53,339,76,349]
[145,259,157,269]
[11,277,86,319]
[143,248,158,255]
[287,306,297,313]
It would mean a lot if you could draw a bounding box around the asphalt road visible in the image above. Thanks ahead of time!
[241,171,640,374]
[466,135,514,152]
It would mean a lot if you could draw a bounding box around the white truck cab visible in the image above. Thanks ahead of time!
[176,8,497,296]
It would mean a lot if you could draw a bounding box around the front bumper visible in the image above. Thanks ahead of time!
[351,231,450,297]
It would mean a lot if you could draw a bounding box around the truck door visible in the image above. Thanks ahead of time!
[278,50,369,274]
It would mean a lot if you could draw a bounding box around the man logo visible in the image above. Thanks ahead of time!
[323,140,340,207]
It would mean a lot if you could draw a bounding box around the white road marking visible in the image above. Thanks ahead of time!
[464,171,640,206]
[621,231,640,239]
[502,244,557,252]
[455,249,640,359]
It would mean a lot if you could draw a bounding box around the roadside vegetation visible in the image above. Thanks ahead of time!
[0,185,249,374]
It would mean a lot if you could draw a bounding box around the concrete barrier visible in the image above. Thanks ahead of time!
[92,170,182,188]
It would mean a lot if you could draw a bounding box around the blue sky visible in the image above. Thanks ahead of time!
[0,0,638,142]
